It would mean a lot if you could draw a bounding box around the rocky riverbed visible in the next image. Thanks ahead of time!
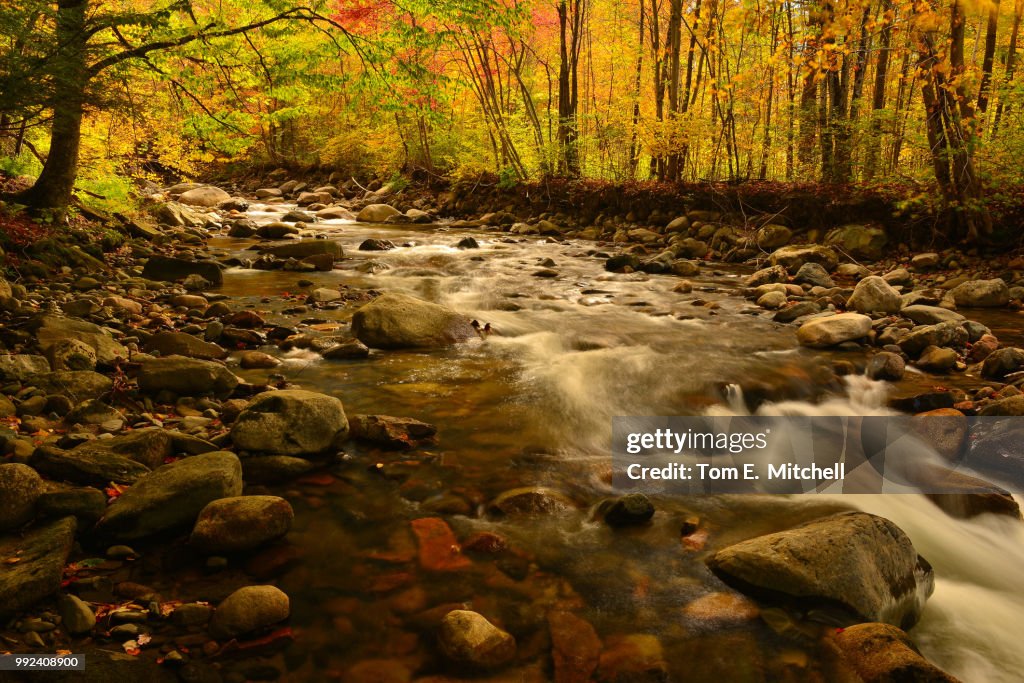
[1,177,1023,682]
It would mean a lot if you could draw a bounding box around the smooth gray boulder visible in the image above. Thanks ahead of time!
[137,355,238,398]
[796,313,872,348]
[351,293,476,349]
[231,389,348,456]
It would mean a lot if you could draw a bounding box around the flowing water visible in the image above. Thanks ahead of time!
[201,204,1022,681]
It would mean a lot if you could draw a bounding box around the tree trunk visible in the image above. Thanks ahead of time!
[993,0,1022,134]
[977,0,1000,114]
[628,0,646,178]
[20,0,88,211]
[864,0,894,180]
[665,0,683,180]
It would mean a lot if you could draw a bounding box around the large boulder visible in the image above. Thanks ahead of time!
[796,313,872,348]
[769,245,839,274]
[357,204,401,223]
[0,517,76,618]
[144,331,227,360]
[95,451,243,540]
[755,224,793,250]
[33,314,128,366]
[69,427,174,470]
[901,305,965,326]
[178,186,230,207]
[708,512,933,628]
[824,224,889,261]
[137,355,238,398]
[154,201,206,228]
[209,585,290,639]
[897,321,968,357]
[30,445,152,487]
[31,371,113,401]
[142,256,224,286]
[438,610,516,669]
[949,279,1010,307]
[259,240,344,260]
[833,623,962,682]
[981,347,1024,379]
[351,293,476,349]
[231,389,348,456]
[0,463,42,531]
[0,354,50,381]
[190,495,294,554]
[848,276,902,314]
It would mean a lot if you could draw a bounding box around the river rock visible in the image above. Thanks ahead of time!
[316,206,356,220]
[59,593,97,635]
[357,204,401,223]
[31,371,113,401]
[772,301,821,323]
[209,585,290,639]
[708,511,933,628]
[0,517,76,618]
[359,238,396,251]
[949,279,1009,307]
[95,451,243,540]
[45,338,97,371]
[0,463,42,531]
[597,634,668,682]
[833,622,961,683]
[322,340,370,359]
[35,487,107,523]
[605,254,641,272]
[238,350,280,369]
[69,428,173,470]
[601,493,655,527]
[866,351,905,381]
[178,186,230,207]
[227,220,257,238]
[977,395,1024,416]
[231,389,348,456]
[793,262,834,288]
[137,355,239,398]
[489,487,577,516]
[916,346,958,373]
[0,354,50,381]
[757,290,787,309]
[911,253,941,270]
[796,313,871,348]
[348,414,437,450]
[824,224,888,261]
[769,245,839,274]
[144,331,227,360]
[549,611,601,683]
[256,221,299,239]
[190,495,294,554]
[755,224,792,250]
[351,293,476,349]
[260,240,344,260]
[848,276,902,314]
[981,347,1024,379]
[901,305,964,325]
[142,256,224,285]
[33,314,128,366]
[30,445,152,487]
[154,201,206,228]
[438,610,516,669]
[898,321,968,357]
[746,265,788,287]
[255,188,283,199]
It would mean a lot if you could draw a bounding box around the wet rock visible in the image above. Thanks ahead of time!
[916,346,958,373]
[352,293,476,349]
[357,204,401,223]
[901,305,964,325]
[45,338,98,371]
[833,622,961,682]
[848,276,902,314]
[227,221,257,238]
[0,517,76,618]
[601,493,655,527]
[755,224,792,250]
[411,517,471,571]
[756,290,786,309]
[769,245,839,274]
[457,237,480,249]
[35,487,107,523]
[316,206,356,220]
[310,287,341,303]
[605,254,641,272]
[231,389,348,456]
[95,451,243,540]
[178,186,230,207]
[708,511,933,628]
[793,262,834,288]
[144,331,228,360]
[322,339,371,359]
[549,611,601,683]
[154,201,206,228]
[977,395,1024,416]
[888,391,955,413]
[256,221,300,239]
[866,352,905,381]
[772,301,821,323]
[949,279,1009,307]
[796,313,871,348]
[71,427,174,470]
[438,610,516,669]
[240,455,316,483]
[0,354,50,381]
[489,487,577,516]
[141,255,224,285]
[980,347,1024,379]
[824,224,888,261]
[30,445,152,487]
[745,265,788,287]
[0,463,42,531]
[682,592,760,624]
[597,634,668,683]
[33,314,128,366]
[190,495,294,554]
[239,351,281,369]
[209,585,290,639]
[348,414,437,450]
[898,321,968,357]
[359,238,396,251]
[137,355,239,399]
[255,188,283,199]
[911,253,941,270]
[30,370,114,401]
[260,239,343,259]
[58,592,96,635]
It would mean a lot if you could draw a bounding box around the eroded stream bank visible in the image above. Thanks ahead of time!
[1,182,1023,683]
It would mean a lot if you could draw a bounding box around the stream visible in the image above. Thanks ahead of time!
[199,204,1022,681]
